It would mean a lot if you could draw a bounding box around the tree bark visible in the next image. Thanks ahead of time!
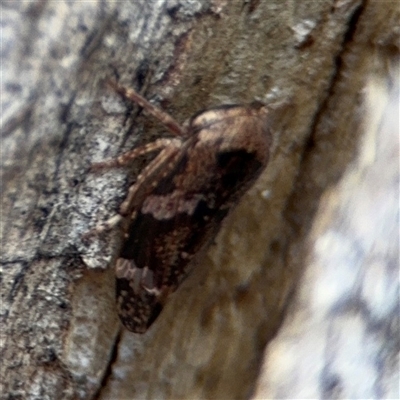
[1,0,398,399]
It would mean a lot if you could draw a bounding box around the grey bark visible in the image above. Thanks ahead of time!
[1,0,398,399]
[253,58,400,399]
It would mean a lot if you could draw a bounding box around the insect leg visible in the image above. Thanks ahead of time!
[108,80,187,138]
[85,139,184,237]
[119,140,185,216]
[91,138,181,170]
[89,214,124,235]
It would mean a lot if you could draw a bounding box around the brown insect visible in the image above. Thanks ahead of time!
[90,81,273,333]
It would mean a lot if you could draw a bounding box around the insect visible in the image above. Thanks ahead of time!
[91,81,273,333]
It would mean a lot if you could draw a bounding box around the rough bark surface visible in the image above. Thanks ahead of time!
[1,0,398,399]
[253,58,400,399]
